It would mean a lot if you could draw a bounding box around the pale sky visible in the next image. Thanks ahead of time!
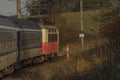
[0,0,26,16]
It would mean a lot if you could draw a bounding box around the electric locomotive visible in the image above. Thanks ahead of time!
[41,25,59,57]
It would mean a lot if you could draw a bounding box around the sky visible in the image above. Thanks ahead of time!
[0,0,26,16]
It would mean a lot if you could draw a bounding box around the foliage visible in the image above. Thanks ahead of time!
[26,0,113,16]
[100,8,120,57]
[101,13,120,42]
[26,0,79,15]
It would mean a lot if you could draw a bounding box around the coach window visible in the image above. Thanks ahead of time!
[22,32,25,47]
[29,33,31,45]
[29,33,31,46]
[6,32,8,50]
[7,32,10,50]
[1,32,3,52]
[0,32,2,53]
[34,33,36,45]
[31,33,35,46]
[2,32,4,53]
[13,32,15,49]
[30,33,33,46]
[28,32,30,46]
[48,29,50,32]
[11,33,14,50]
[0,32,2,52]
[6,32,8,51]
[53,29,55,32]
[13,33,15,49]
[3,32,5,53]
[29,32,31,46]
[4,32,7,51]
[23,32,25,46]
[26,33,28,46]
[26,32,28,46]
[12,33,14,49]
[9,32,11,50]
[25,32,27,46]
[51,29,53,32]
[30,33,32,46]
[24,33,26,46]
[24,32,27,46]
[4,32,6,51]
[21,32,25,47]
[0,42,1,53]
[48,34,57,42]
[53,29,54,32]
[28,32,29,46]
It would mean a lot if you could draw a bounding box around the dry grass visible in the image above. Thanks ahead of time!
[55,10,107,49]
[5,10,120,80]
[4,35,111,80]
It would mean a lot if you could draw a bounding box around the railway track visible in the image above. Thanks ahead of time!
[2,54,67,80]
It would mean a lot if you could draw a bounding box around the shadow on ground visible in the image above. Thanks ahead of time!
[69,58,120,80]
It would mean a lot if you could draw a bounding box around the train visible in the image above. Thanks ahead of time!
[0,16,59,77]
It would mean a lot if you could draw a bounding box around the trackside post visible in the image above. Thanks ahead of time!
[66,44,70,59]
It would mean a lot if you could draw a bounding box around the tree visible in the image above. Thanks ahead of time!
[26,0,79,15]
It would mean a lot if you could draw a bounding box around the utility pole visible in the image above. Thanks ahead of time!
[16,0,22,18]
[79,0,84,48]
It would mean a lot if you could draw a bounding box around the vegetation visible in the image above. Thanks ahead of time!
[26,0,113,15]
[100,8,120,58]
[55,10,103,48]
[26,0,79,15]
[25,1,120,79]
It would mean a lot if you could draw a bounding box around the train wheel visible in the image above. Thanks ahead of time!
[48,54,52,60]
[44,54,50,61]
[22,59,33,66]
[51,54,55,59]
[33,57,43,64]
[14,63,21,70]
[54,53,58,58]
[38,56,45,63]
[7,65,14,75]
[1,68,7,76]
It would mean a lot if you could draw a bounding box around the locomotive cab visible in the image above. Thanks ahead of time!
[41,25,59,56]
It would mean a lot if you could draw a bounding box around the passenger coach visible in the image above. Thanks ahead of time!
[0,16,17,76]
[0,16,59,77]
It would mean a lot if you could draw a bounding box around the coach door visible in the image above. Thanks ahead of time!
[17,31,20,61]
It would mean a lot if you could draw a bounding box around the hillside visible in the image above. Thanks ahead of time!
[56,10,103,34]
[55,10,104,47]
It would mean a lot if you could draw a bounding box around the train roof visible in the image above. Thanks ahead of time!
[0,16,41,30]
[10,17,41,30]
[0,16,17,28]
[40,24,58,29]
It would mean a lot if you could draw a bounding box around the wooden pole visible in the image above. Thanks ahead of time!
[80,0,84,47]
[16,0,22,18]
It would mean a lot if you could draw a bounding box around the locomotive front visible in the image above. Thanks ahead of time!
[42,25,59,57]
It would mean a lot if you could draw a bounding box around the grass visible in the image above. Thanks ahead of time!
[5,9,120,80]
[56,10,102,34]
[55,10,105,48]
[5,41,116,80]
